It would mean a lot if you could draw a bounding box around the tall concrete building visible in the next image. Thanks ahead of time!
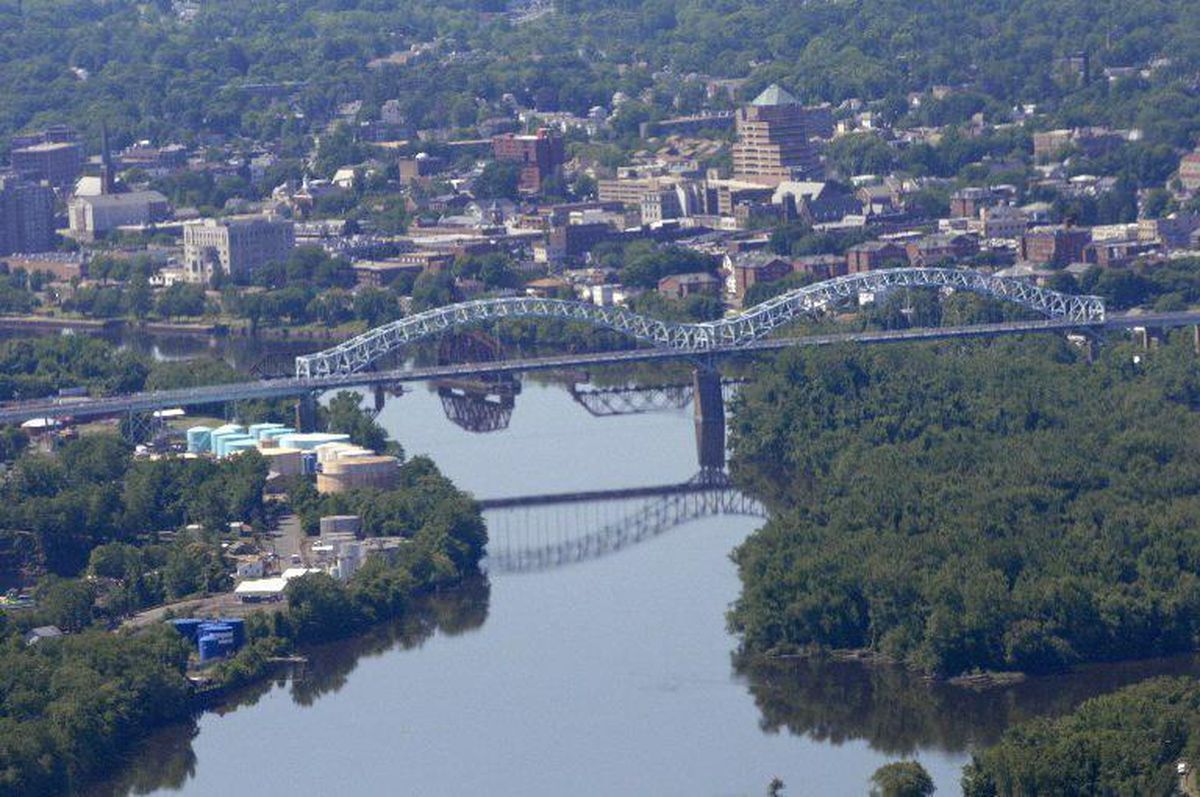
[183,215,295,283]
[491,129,564,194]
[0,175,55,255]
[9,141,82,187]
[732,85,832,185]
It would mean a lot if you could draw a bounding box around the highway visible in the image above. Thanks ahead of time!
[0,310,1195,426]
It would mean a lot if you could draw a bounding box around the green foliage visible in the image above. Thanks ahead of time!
[871,761,935,797]
[963,677,1200,797]
[0,625,192,797]
[320,390,393,454]
[0,335,148,401]
[729,336,1200,676]
[474,161,522,200]
[0,434,266,575]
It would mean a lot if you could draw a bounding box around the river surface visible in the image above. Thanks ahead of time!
[88,366,1200,797]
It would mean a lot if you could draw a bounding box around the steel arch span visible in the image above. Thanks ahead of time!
[295,267,1106,377]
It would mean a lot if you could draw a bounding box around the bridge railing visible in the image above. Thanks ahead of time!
[295,267,1106,378]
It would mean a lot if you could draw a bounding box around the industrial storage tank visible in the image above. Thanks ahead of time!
[279,432,352,451]
[249,422,286,440]
[169,617,204,642]
[259,447,304,476]
[198,634,223,662]
[316,455,401,493]
[216,434,256,458]
[217,617,246,648]
[258,427,294,443]
[225,438,259,457]
[186,427,213,454]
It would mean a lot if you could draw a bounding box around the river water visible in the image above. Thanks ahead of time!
[84,363,1200,797]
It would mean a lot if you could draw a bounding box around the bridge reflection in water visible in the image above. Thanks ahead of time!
[482,472,766,575]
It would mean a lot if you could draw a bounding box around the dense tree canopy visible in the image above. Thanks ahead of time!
[728,335,1200,676]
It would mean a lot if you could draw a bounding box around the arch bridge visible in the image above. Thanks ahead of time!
[295,268,1106,378]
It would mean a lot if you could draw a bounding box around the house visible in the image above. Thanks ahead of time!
[658,272,721,300]
[24,625,63,646]
[723,252,793,304]
[845,241,908,273]
[906,233,979,266]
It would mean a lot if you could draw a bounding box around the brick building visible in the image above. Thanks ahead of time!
[1179,150,1200,192]
[1019,226,1091,266]
[731,84,832,185]
[491,129,565,194]
[845,241,909,273]
[657,272,721,300]
[723,252,793,304]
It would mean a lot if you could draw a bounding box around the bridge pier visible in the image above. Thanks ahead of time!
[693,366,726,471]
[295,392,319,433]
[373,384,386,414]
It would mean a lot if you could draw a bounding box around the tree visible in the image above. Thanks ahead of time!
[473,161,521,200]
[870,761,935,797]
[322,391,391,454]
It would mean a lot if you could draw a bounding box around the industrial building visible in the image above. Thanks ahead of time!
[67,191,171,241]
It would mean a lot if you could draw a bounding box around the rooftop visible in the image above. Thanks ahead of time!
[751,83,799,107]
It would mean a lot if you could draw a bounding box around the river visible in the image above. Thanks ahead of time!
[81,361,1200,797]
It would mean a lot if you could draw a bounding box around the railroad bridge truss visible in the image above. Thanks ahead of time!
[295,268,1106,378]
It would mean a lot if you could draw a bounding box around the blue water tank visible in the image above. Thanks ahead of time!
[169,618,204,642]
[217,617,246,649]
[198,634,223,662]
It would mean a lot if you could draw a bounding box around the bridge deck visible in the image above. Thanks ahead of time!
[0,312,1191,425]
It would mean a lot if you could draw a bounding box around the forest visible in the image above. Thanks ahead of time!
[727,333,1200,676]
[963,676,1200,796]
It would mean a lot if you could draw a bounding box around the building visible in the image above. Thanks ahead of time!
[975,205,1029,240]
[398,153,446,185]
[724,252,793,303]
[183,215,295,283]
[1020,226,1092,266]
[657,272,720,300]
[9,141,81,186]
[547,221,614,260]
[352,259,426,288]
[845,241,909,273]
[906,233,979,266]
[1138,214,1200,251]
[1083,238,1159,268]
[24,626,63,646]
[491,129,565,194]
[773,181,862,224]
[731,85,832,185]
[0,252,87,282]
[67,191,170,242]
[1179,150,1200,192]
[950,187,1005,218]
[0,175,54,255]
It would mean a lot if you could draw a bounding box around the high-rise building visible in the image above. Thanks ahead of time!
[491,129,565,194]
[0,175,55,255]
[183,215,295,283]
[9,141,82,187]
[731,85,832,185]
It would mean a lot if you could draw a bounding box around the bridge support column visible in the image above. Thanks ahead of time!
[693,366,726,472]
[295,392,319,433]
[1192,324,1199,355]
[373,384,386,414]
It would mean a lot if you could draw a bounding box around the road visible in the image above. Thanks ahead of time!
[2,310,1199,426]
